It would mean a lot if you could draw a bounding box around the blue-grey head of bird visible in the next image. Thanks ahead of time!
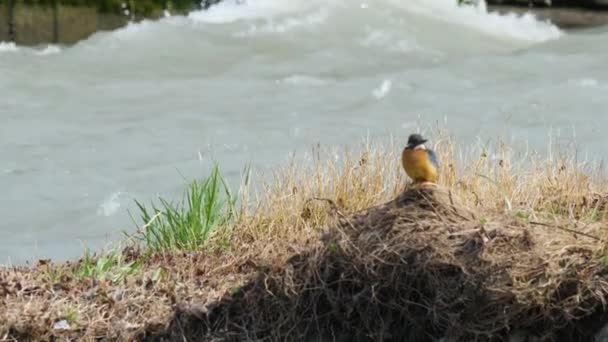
[407,133,428,149]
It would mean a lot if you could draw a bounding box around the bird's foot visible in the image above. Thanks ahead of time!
[419,181,437,187]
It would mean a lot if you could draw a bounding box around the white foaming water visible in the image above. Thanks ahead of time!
[389,0,561,42]
[35,45,62,56]
[277,74,328,86]
[188,0,335,23]
[98,192,127,217]
[1,0,607,264]
[0,42,18,52]
[234,8,330,36]
[372,79,392,99]
[187,0,560,42]
[572,78,600,87]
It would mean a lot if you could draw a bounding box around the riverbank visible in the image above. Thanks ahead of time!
[2,133,608,340]
[488,4,608,28]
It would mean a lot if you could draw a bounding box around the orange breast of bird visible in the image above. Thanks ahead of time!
[401,148,438,183]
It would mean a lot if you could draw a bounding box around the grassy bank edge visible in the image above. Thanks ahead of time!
[2,131,608,339]
[17,130,608,285]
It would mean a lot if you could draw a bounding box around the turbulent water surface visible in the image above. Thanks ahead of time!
[1,0,607,264]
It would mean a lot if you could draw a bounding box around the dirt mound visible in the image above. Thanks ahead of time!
[151,187,608,341]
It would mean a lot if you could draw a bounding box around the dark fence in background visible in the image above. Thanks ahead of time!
[0,0,221,45]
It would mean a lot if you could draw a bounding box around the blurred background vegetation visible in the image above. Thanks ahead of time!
[0,0,222,16]
[0,0,223,45]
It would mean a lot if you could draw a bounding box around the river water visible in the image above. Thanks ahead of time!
[1,0,607,264]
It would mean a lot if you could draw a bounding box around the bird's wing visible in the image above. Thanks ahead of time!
[426,149,439,169]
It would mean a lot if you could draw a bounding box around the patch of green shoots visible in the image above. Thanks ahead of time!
[515,212,530,223]
[129,163,237,252]
[327,242,338,254]
[589,208,603,222]
[602,255,608,269]
[64,306,78,324]
[76,249,141,283]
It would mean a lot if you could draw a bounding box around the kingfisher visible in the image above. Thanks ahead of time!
[401,133,439,185]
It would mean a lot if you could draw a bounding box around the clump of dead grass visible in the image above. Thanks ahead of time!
[165,186,608,341]
[233,130,608,249]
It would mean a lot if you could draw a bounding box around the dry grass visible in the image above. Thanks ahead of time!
[233,130,608,248]
[173,187,608,341]
[2,130,608,341]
